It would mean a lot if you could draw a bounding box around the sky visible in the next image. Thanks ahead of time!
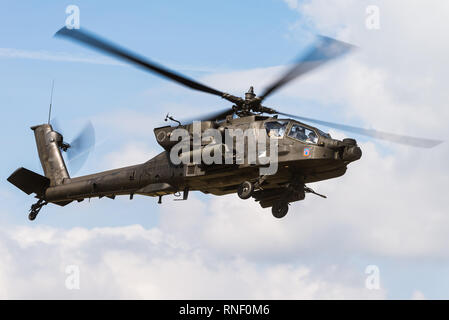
[0,0,448,299]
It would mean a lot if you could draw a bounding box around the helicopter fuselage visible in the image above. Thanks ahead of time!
[43,115,362,208]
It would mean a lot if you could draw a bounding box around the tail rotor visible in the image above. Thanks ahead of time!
[51,119,96,175]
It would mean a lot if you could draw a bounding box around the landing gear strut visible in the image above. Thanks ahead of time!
[237,181,254,199]
[28,199,47,221]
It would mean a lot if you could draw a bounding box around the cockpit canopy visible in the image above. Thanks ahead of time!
[264,120,331,144]
[288,123,318,144]
[264,120,288,138]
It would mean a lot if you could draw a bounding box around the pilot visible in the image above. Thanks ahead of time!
[297,127,307,141]
[278,125,286,137]
[267,122,286,138]
[307,131,317,143]
[267,124,278,137]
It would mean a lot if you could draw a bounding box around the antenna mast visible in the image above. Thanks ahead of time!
[47,80,55,125]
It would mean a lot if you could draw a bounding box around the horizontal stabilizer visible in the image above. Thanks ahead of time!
[7,167,50,197]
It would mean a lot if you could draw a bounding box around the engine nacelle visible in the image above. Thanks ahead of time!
[154,121,217,151]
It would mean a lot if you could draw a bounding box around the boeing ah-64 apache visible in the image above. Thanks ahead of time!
[7,27,442,220]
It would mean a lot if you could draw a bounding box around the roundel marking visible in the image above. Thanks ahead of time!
[303,147,311,157]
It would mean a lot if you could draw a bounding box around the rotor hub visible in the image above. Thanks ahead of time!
[245,86,256,101]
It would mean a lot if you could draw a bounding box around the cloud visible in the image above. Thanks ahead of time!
[202,65,285,94]
[275,1,449,138]
[411,290,426,300]
[0,48,227,75]
[284,0,299,10]
[157,142,449,262]
[0,48,122,65]
[94,109,172,138]
[102,142,157,169]
[288,0,449,125]
[0,224,385,299]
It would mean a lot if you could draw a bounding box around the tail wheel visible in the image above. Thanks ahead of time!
[237,181,254,200]
[28,212,37,221]
[272,201,289,219]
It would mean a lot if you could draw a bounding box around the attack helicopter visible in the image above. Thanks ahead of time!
[7,27,442,220]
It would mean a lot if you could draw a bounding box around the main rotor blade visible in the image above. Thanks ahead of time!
[55,27,225,97]
[277,112,443,148]
[259,36,355,101]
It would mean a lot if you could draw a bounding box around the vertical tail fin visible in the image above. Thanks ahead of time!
[31,124,70,186]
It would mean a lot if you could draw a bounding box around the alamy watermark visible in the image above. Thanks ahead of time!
[366,5,380,30]
[65,5,80,29]
[365,265,380,290]
[65,264,80,290]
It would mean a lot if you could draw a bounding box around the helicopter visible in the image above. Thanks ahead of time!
[7,27,443,221]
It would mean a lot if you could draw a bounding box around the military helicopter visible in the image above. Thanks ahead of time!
[7,27,442,221]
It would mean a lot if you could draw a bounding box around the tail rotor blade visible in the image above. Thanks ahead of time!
[66,121,95,174]
[50,117,64,136]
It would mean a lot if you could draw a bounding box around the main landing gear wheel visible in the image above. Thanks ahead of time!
[237,181,254,200]
[272,201,289,219]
